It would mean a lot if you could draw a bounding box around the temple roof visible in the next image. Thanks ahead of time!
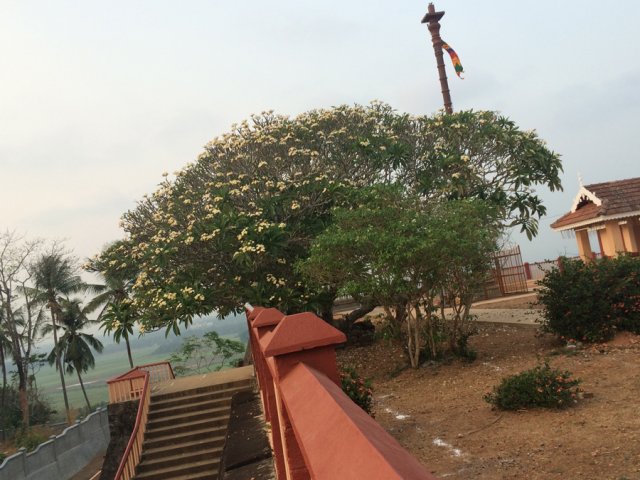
[551,177,640,231]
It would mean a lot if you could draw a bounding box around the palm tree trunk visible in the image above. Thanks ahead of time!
[125,336,134,369]
[76,368,92,411]
[50,306,72,423]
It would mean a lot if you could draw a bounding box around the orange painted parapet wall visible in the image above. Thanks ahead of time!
[247,306,438,480]
[106,362,175,480]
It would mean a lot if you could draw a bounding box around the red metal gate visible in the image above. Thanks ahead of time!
[477,245,529,300]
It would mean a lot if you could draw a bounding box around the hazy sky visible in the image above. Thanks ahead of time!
[2,0,639,263]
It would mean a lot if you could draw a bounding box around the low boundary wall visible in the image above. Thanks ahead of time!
[0,408,109,480]
[247,305,437,479]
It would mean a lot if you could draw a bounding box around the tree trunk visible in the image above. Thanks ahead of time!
[17,367,29,428]
[340,302,376,332]
[125,336,134,369]
[0,342,6,441]
[3,297,30,427]
[320,304,334,325]
[50,305,72,423]
[406,310,415,368]
[77,368,92,412]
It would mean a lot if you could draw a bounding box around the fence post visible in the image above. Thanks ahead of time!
[523,262,531,280]
[262,312,346,480]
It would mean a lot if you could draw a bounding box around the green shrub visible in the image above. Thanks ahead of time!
[454,331,478,362]
[13,430,48,452]
[340,367,374,415]
[484,361,581,410]
[538,256,640,342]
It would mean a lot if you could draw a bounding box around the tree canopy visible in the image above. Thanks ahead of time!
[299,185,501,366]
[94,103,561,333]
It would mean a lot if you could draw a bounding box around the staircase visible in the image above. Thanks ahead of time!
[134,375,253,480]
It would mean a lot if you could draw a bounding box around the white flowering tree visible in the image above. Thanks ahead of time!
[96,104,410,333]
[96,104,561,334]
[397,110,563,239]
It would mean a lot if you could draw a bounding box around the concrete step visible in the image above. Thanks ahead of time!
[151,379,252,403]
[150,385,251,411]
[146,405,230,430]
[143,425,228,450]
[134,457,221,480]
[149,396,231,420]
[142,436,226,462]
[137,446,223,475]
[152,472,219,480]
[145,415,230,439]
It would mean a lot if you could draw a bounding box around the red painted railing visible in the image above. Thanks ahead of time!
[106,361,174,403]
[247,305,437,480]
[137,361,175,384]
[106,362,175,480]
[113,371,150,480]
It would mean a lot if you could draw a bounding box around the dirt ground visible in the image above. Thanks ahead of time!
[337,297,640,480]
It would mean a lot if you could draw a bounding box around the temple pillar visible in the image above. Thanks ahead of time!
[603,221,626,256]
[576,229,593,262]
[621,219,639,253]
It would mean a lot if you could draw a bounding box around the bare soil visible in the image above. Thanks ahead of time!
[474,293,542,310]
[337,299,640,480]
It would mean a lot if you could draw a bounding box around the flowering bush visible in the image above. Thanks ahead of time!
[538,255,640,342]
[484,361,581,410]
[340,366,374,415]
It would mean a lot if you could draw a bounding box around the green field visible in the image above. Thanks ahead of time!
[36,344,174,420]
[18,313,249,422]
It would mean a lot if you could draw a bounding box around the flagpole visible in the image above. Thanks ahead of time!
[422,2,453,114]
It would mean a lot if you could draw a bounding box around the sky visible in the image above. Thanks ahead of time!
[2,0,640,263]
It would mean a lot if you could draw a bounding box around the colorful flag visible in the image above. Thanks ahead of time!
[442,41,464,79]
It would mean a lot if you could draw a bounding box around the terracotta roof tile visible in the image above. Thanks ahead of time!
[586,177,640,215]
[551,202,601,229]
[551,177,640,230]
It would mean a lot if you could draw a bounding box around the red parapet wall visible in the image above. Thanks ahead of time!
[247,306,437,480]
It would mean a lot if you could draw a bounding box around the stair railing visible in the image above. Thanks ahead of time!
[107,361,175,403]
[113,370,150,480]
[106,361,176,480]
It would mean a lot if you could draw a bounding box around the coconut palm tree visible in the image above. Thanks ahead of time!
[33,252,87,422]
[85,273,137,369]
[46,299,103,411]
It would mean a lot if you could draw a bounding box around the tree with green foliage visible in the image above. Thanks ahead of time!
[0,380,55,440]
[33,251,88,422]
[397,109,562,239]
[168,331,245,376]
[45,299,103,411]
[95,104,560,334]
[85,241,139,368]
[299,185,500,367]
[0,231,47,428]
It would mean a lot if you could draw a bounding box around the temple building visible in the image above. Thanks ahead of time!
[551,177,640,261]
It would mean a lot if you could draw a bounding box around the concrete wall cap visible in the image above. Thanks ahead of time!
[247,306,265,321]
[263,312,346,357]
[252,307,285,327]
[280,363,437,479]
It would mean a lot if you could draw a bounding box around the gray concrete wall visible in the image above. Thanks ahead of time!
[0,407,110,480]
